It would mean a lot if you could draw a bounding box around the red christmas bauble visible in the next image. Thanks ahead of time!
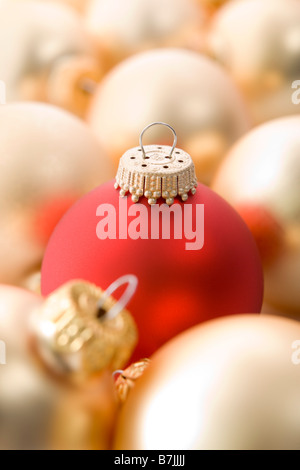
[41,181,263,359]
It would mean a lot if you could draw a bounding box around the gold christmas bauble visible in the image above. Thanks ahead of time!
[202,0,228,5]
[87,48,250,185]
[21,270,42,295]
[0,283,119,450]
[198,0,229,14]
[42,0,88,13]
[84,0,206,71]
[212,116,300,314]
[0,102,113,286]
[207,0,300,124]
[0,285,42,353]
[114,314,300,450]
[0,285,58,450]
[0,0,100,117]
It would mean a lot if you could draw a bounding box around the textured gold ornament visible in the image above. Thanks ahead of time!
[114,359,151,404]
[33,280,138,381]
[115,123,198,205]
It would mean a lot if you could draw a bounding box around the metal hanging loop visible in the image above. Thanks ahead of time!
[139,122,177,160]
[98,274,138,321]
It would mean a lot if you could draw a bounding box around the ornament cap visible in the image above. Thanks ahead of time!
[115,122,198,205]
[32,277,138,381]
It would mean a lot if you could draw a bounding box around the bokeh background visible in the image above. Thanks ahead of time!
[1,0,300,450]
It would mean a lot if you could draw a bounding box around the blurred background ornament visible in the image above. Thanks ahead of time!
[84,0,206,71]
[0,102,113,286]
[0,276,137,449]
[0,285,42,353]
[0,0,101,117]
[114,314,300,450]
[41,128,263,359]
[262,301,297,321]
[201,0,229,7]
[87,48,250,185]
[212,116,300,315]
[20,270,42,295]
[207,0,300,124]
[40,0,89,13]
[0,284,59,450]
[197,0,230,17]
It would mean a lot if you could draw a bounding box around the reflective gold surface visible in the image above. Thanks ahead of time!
[115,315,300,450]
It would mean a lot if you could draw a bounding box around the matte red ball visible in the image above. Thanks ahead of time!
[41,181,263,359]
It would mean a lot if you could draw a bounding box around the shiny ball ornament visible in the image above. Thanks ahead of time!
[87,48,250,185]
[84,0,206,70]
[200,0,228,6]
[207,0,300,124]
[0,283,118,450]
[21,270,42,295]
[41,179,263,359]
[0,285,42,354]
[0,103,113,286]
[0,0,100,117]
[114,314,300,450]
[0,347,60,450]
[197,0,230,16]
[0,285,59,450]
[212,116,300,314]
[39,0,88,13]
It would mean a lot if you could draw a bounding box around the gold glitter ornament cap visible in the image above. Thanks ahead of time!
[115,122,198,206]
[31,275,138,382]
